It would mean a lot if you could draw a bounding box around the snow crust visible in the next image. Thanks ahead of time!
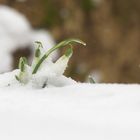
[0,83,140,140]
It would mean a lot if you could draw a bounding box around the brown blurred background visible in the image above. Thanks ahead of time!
[0,0,140,83]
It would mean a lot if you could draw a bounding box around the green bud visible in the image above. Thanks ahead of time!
[35,41,43,48]
[18,57,27,72]
[35,48,41,58]
[88,76,96,83]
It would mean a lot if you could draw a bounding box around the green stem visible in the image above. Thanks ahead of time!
[32,38,86,74]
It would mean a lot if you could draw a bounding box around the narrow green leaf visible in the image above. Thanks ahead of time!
[65,47,73,58]
[32,39,86,74]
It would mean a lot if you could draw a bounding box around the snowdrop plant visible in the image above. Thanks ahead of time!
[15,57,31,84]
[88,75,96,84]
[15,39,86,88]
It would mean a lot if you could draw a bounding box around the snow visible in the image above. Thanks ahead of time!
[0,5,56,73]
[0,58,76,88]
[0,5,140,140]
[0,75,140,140]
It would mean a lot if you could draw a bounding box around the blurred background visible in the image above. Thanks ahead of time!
[0,0,140,83]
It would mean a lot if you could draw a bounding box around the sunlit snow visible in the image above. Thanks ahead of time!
[0,83,139,140]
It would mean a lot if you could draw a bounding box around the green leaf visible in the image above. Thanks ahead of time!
[65,47,73,58]
[32,39,86,74]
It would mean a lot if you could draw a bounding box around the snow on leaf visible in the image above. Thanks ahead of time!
[52,47,73,76]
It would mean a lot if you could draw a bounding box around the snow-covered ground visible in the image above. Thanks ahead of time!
[0,83,140,140]
[0,5,140,140]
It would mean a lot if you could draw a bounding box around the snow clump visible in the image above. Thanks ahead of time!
[0,5,56,73]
